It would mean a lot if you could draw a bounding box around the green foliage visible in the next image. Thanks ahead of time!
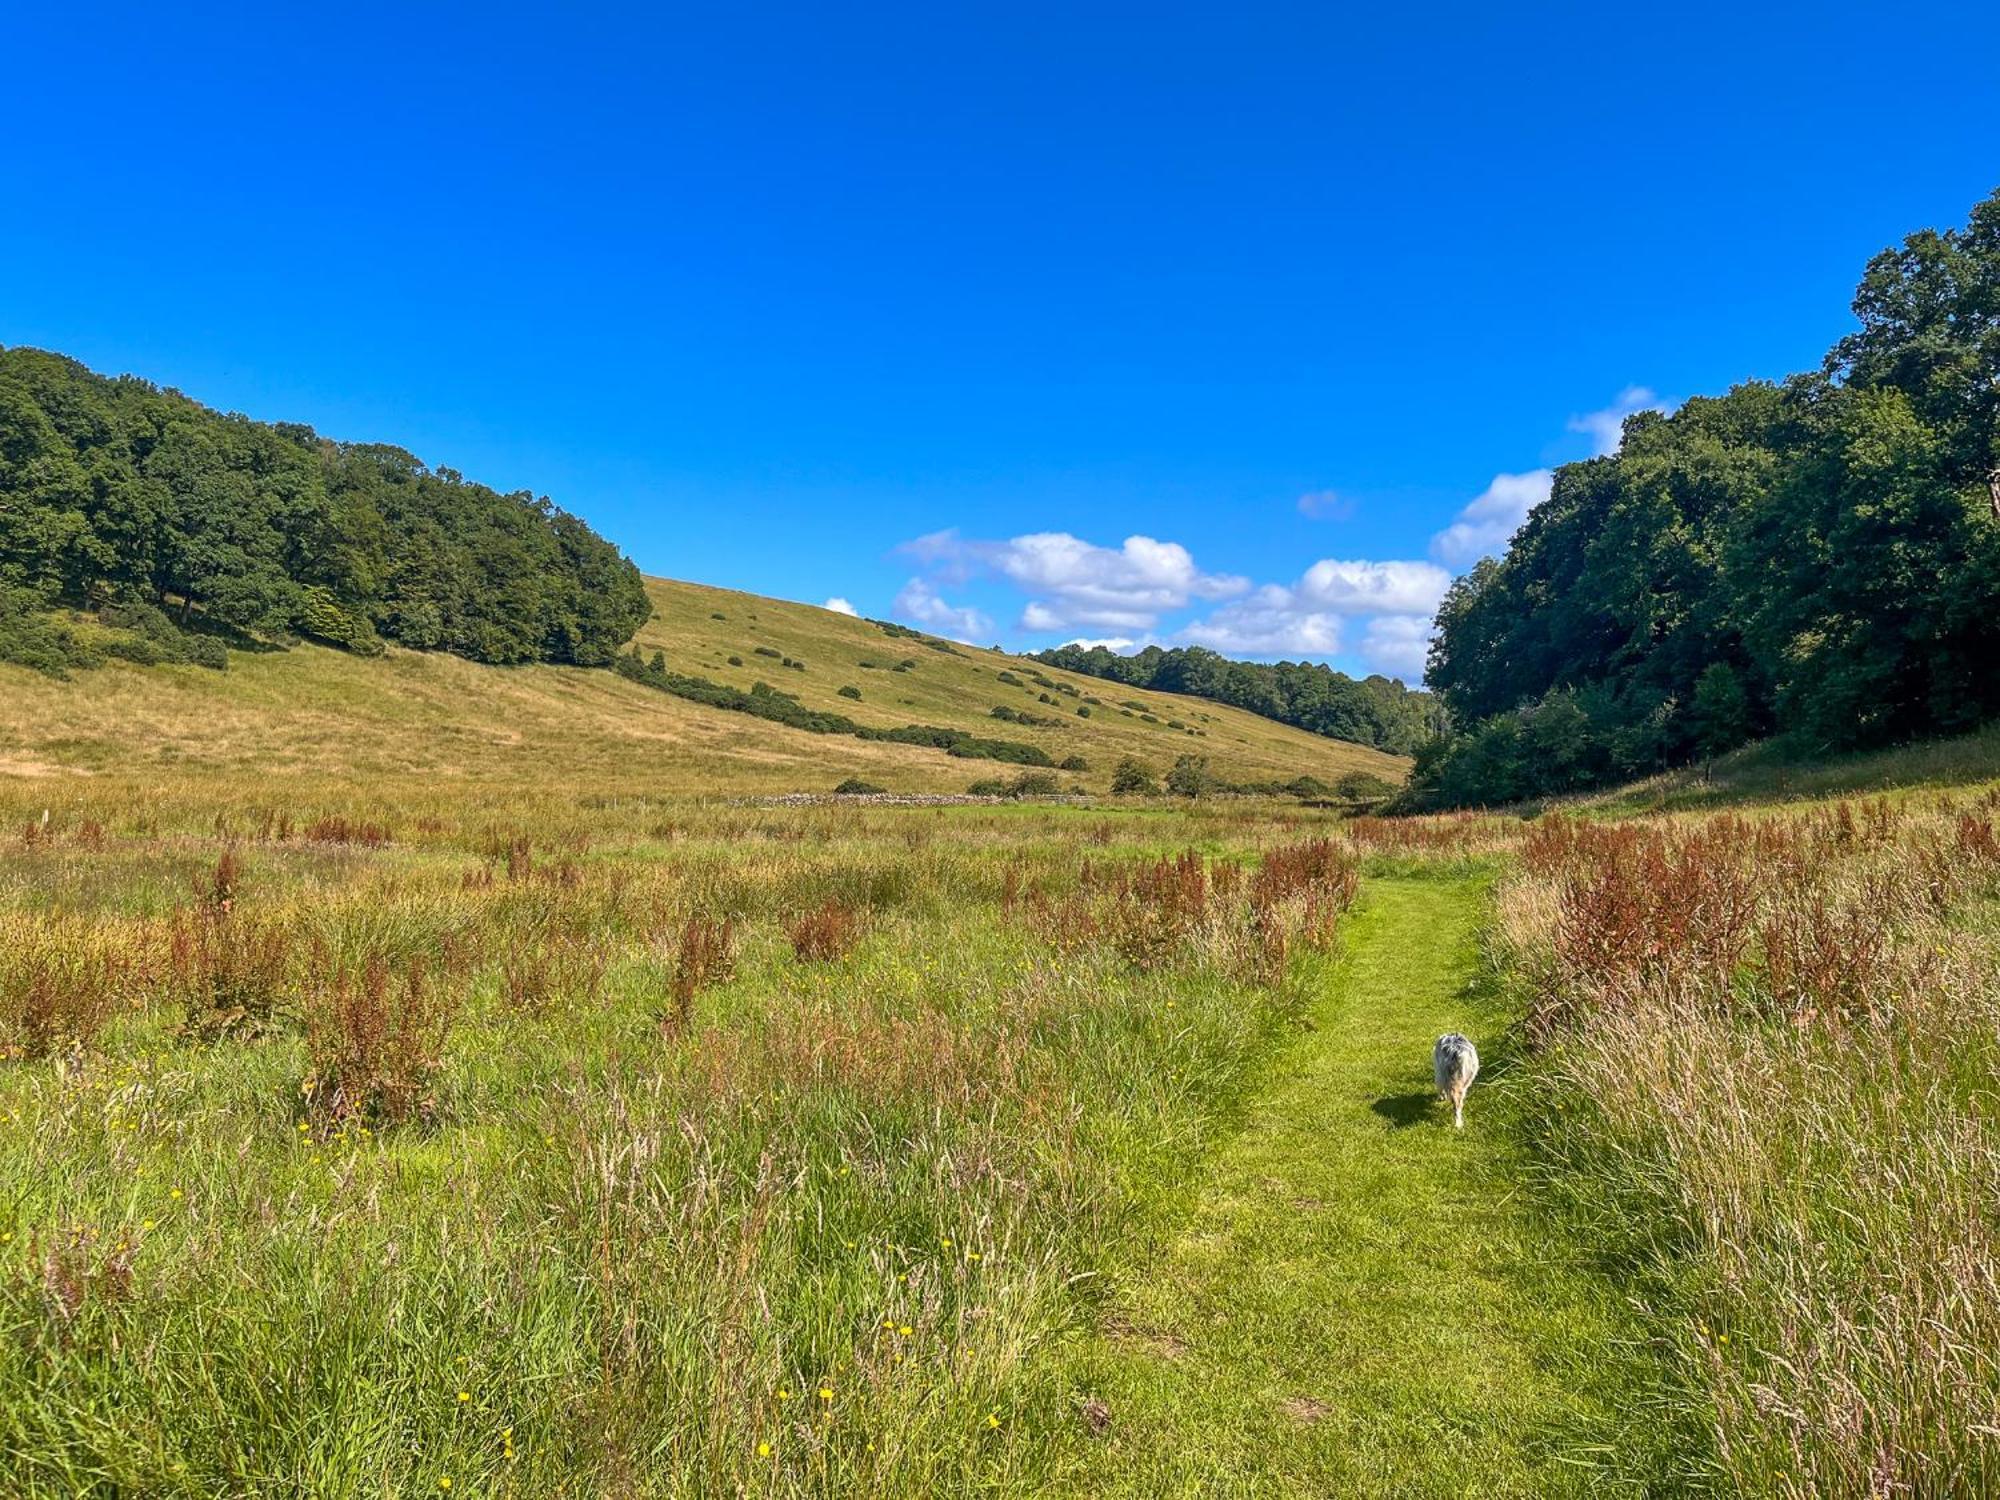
[1418,187,2000,808]
[0,588,97,677]
[968,770,1062,798]
[1111,758,1159,796]
[0,346,647,669]
[831,777,883,794]
[988,704,1060,727]
[1036,643,1444,753]
[1058,755,1089,772]
[612,652,1058,769]
[837,684,862,700]
[1332,770,1397,802]
[1165,754,1217,798]
[1689,662,1751,761]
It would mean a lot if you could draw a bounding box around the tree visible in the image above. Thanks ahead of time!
[1165,754,1216,798]
[1110,758,1158,795]
[1689,662,1751,764]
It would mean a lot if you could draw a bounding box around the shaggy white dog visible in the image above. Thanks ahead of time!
[1432,1033,1479,1129]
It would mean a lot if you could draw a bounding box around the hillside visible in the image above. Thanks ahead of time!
[0,575,1407,796]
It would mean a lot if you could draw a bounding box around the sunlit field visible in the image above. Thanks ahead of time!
[1492,792,2000,1496]
[0,778,1364,1496]
[6,751,1999,1496]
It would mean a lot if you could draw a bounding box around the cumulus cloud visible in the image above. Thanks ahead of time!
[1357,614,1433,680]
[1060,636,1142,653]
[821,596,858,616]
[891,578,991,642]
[1176,557,1445,675]
[1182,585,1344,657]
[1296,489,1355,520]
[1296,558,1452,616]
[1567,384,1667,458]
[901,529,1247,634]
[1429,469,1554,567]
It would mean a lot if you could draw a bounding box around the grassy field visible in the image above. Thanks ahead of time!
[0,577,1406,797]
[5,654,2000,1494]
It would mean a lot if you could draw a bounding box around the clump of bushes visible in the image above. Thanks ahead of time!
[833,778,884,795]
[968,771,1064,799]
[1059,755,1089,772]
[1166,754,1217,797]
[838,684,862,700]
[989,704,1061,727]
[754,646,782,658]
[1111,759,1159,796]
[727,655,744,666]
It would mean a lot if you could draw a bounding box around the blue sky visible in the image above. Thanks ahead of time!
[5,2,1997,682]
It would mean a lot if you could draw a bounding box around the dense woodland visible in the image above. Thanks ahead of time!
[1032,642,1446,755]
[0,348,649,674]
[1413,187,2000,807]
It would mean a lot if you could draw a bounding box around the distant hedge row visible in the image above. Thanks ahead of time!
[612,648,1054,765]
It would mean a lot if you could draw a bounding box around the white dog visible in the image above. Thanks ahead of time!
[1432,1033,1479,1129]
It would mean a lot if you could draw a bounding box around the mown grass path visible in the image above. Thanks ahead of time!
[1058,875,1663,1497]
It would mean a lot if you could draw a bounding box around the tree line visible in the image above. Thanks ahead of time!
[1412,187,2000,808]
[0,347,650,673]
[1030,642,1446,754]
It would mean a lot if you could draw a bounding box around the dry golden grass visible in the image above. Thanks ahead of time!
[0,576,1406,799]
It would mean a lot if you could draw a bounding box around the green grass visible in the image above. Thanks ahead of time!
[1056,875,1676,1497]
[1557,722,2000,817]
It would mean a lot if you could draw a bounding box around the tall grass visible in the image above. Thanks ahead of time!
[0,785,1360,1495]
[1492,796,2000,1495]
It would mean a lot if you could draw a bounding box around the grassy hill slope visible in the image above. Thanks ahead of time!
[0,577,1406,795]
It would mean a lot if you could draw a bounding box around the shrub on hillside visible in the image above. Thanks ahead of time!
[1111,759,1158,795]
[833,778,884,795]
[838,684,862,700]
[1166,754,1216,797]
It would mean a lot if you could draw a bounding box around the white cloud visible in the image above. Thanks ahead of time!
[1183,585,1344,657]
[1567,385,1669,458]
[901,529,1247,634]
[1296,558,1452,616]
[1176,558,1444,672]
[821,596,858,616]
[1358,614,1433,681]
[892,578,991,642]
[1296,489,1354,520]
[1429,469,1554,566]
[1060,636,1143,653]
[1425,385,1671,569]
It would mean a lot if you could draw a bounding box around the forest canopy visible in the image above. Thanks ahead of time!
[0,347,650,671]
[1031,642,1445,755]
[1412,186,2000,808]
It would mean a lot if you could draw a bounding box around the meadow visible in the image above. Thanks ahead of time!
[0,777,1378,1496]
[3,736,1998,1496]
